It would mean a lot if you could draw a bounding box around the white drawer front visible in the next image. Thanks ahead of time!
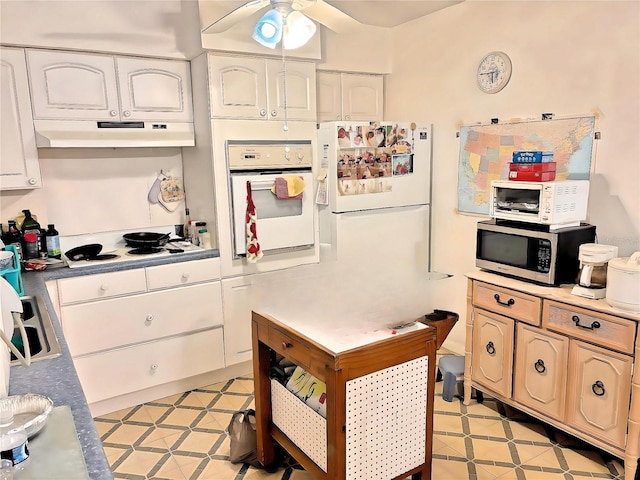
[146,257,221,290]
[73,328,225,404]
[61,282,223,356]
[57,269,147,304]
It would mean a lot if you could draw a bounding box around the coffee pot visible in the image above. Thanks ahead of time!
[571,243,618,299]
[0,277,31,398]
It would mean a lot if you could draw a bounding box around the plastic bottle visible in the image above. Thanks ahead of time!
[22,234,38,260]
[0,409,29,466]
[45,224,61,259]
[192,222,206,246]
[18,210,40,237]
[184,208,191,242]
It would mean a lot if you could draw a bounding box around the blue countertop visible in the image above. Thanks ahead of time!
[9,249,219,480]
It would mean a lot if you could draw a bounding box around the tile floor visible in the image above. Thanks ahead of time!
[95,366,627,480]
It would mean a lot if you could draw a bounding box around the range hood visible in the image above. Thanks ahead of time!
[33,120,195,148]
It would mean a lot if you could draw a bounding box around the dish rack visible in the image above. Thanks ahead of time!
[0,245,24,296]
[252,311,438,479]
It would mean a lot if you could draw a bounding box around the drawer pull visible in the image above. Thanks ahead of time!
[145,314,154,323]
[493,294,515,307]
[150,363,158,372]
[592,380,605,396]
[534,359,546,373]
[181,272,190,280]
[99,284,109,292]
[572,315,600,330]
[486,341,496,355]
[282,341,292,350]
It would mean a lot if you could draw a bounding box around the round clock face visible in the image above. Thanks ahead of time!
[477,51,512,94]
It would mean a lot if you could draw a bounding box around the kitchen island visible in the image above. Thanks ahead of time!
[9,248,219,480]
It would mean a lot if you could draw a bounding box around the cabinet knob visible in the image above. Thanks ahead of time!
[485,341,496,355]
[28,178,38,186]
[591,380,605,396]
[150,363,159,372]
[99,284,109,292]
[109,110,118,117]
[181,272,190,281]
[336,115,341,120]
[493,293,515,307]
[259,109,267,117]
[145,314,154,323]
[123,110,131,117]
[282,341,292,350]
[534,359,546,374]
[270,110,278,117]
[345,115,351,120]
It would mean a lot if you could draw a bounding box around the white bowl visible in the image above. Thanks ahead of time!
[0,251,14,271]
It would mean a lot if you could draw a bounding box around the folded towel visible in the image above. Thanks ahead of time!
[272,175,305,199]
[245,181,263,263]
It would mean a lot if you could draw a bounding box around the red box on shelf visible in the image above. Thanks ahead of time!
[508,170,556,182]
[509,162,556,173]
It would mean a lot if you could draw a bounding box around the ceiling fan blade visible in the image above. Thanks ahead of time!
[201,0,269,34]
[301,0,360,33]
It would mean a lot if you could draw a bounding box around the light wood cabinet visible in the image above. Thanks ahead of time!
[317,71,383,122]
[464,271,640,479]
[57,258,224,408]
[0,47,41,190]
[513,323,568,421]
[471,309,514,399]
[27,49,193,122]
[207,54,316,121]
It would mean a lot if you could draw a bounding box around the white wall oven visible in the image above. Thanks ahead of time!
[227,140,315,259]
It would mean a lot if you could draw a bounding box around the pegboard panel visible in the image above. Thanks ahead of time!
[271,379,327,471]
[345,356,429,479]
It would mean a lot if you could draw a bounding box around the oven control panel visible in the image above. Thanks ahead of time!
[227,140,313,170]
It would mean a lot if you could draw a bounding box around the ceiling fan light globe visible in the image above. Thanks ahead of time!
[253,9,283,48]
[283,10,316,49]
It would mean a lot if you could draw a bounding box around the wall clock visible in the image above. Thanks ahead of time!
[477,51,512,94]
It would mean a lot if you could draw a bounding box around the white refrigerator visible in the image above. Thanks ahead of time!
[317,121,434,273]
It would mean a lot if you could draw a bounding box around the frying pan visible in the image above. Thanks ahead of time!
[64,244,119,261]
[123,232,170,249]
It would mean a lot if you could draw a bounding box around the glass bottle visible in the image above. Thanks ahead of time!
[45,224,61,259]
[0,410,29,467]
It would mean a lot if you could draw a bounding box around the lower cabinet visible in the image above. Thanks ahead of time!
[73,328,224,404]
[57,258,226,410]
[464,273,638,479]
[513,323,568,421]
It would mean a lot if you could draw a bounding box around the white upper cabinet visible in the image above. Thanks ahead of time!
[0,47,41,190]
[26,49,193,122]
[208,54,316,121]
[317,71,384,122]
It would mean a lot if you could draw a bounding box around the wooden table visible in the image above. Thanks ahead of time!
[252,310,437,480]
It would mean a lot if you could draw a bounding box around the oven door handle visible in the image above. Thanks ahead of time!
[245,179,276,190]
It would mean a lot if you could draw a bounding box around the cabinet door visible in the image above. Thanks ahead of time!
[0,48,41,190]
[27,49,120,120]
[266,59,316,121]
[566,340,632,449]
[221,276,257,366]
[116,57,193,122]
[208,55,267,119]
[341,73,383,122]
[513,323,569,421]
[317,71,342,122]
[471,309,514,398]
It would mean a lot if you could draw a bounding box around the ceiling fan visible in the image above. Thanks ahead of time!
[201,0,360,49]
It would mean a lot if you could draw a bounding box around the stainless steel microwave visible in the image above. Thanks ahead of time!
[476,220,596,285]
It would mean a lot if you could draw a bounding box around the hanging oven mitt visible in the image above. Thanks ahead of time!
[271,175,306,199]
[246,180,263,263]
[158,177,185,213]
[147,172,168,204]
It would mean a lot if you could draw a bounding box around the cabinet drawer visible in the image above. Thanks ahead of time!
[473,281,541,326]
[146,258,221,290]
[57,269,147,304]
[268,326,312,371]
[471,309,514,399]
[61,282,223,356]
[566,340,632,449]
[513,323,568,421]
[73,328,225,404]
[543,300,636,354]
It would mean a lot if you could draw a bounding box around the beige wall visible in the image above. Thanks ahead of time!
[386,0,640,353]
